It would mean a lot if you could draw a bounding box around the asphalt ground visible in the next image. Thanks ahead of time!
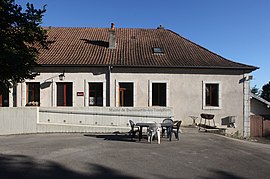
[0,128,269,179]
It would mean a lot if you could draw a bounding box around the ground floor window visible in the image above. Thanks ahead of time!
[0,83,9,107]
[205,83,219,107]
[57,82,73,106]
[26,82,40,106]
[119,82,133,107]
[13,86,17,107]
[152,83,166,106]
[89,82,103,106]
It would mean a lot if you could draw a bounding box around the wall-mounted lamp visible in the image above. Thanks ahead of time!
[59,72,65,81]
[246,75,253,81]
[27,72,40,79]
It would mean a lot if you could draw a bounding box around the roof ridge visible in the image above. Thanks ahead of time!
[43,26,160,30]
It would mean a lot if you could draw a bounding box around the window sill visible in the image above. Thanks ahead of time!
[203,106,222,110]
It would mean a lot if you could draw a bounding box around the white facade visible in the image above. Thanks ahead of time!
[4,66,251,136]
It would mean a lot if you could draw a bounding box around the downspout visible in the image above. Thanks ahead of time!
[106,65,112,106]
[243,74,252,138]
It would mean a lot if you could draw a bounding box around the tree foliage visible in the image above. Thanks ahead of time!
[0,0,47,87]
[251,85,260,96]
[260,81,270,102]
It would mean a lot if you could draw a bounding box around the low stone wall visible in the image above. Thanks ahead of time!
[38,107,174,133]
[0,107,173,135]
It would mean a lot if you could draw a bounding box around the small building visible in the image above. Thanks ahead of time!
[251,93,270,116]
[250,93,270,137]
[0,24,258,136]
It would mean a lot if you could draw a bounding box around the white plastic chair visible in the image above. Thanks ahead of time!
[147,123,161,144]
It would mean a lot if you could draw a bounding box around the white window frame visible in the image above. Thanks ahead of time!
[115,80,136,107]
[149,80,170,107]
[202,81,222,110]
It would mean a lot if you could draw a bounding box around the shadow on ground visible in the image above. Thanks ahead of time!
[0,154,248,179]
[84,133,138,142]
[201,169,246,179]
[0,154,137,179]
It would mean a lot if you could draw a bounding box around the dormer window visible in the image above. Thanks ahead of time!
[153,47,164,54]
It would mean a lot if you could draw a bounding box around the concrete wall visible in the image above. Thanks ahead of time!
[0,107,173,135]
[38,107,173,133]
[0,107,38,135]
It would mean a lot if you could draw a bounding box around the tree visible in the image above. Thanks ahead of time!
[261,81,270,102]
[251,85,260,96]
[0,0,47,87]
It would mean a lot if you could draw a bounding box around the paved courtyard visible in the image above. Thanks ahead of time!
[0,128,269,179]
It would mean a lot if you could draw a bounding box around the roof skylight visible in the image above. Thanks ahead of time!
[153,47,164,54]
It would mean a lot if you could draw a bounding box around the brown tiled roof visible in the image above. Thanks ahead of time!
[37,27,257,71]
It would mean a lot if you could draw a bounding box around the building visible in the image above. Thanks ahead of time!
[250,93,270,137]
[251,93,270,116]
[0,24,258,136]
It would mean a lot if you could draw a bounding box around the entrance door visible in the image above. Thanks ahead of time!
[0,83,9,107]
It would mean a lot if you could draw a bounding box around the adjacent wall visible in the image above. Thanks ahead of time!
[0,107,38,135]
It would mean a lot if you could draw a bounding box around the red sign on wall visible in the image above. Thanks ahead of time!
[77,92,84,96]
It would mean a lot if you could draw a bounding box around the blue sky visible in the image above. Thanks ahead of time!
[17,0,270,89]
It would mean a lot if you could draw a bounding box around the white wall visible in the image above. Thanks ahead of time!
[24,71,106,107]
[110,72,244,133]
[38,107,173,133]
[0,107,38,135]
[11,67,247,135]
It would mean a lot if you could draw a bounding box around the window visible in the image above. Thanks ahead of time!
[153,47,164,54]
[0,83,9,107]
[26,82,40,106]
[57,82,73,106]
[205,83,219,107]
[13,86,17,107]
[152,83,166,106]
[89,82,103,106]
[119,83,133,107]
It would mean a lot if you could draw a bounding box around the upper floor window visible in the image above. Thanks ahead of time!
[26,82,40,106]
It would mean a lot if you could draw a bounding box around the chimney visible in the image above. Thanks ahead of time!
[157,24,164,29]
[109,23,116,49]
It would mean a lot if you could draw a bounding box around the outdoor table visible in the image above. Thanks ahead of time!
[135,122,173,141]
